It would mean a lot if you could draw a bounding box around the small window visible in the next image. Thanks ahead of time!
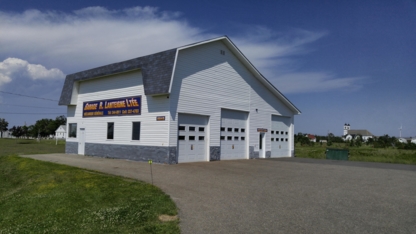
[221,127,225,132]
[227,128,232,132]
[276,138,279,141]
[241,128,245,133]
[132,122,141,140]
[178,135,185,140]
[271,131,274,134]
[234,136,239,140]
[199,136,205,140]
[189,136,195,141]
[107,122,114,140]
[189,127,195,131]
[276,131,279,135]
[179,126,185,131]
[281,131,284,134]
[281,138,284,141]
[68,123,77,138]
[234,128,239,132]
[271,138,274,141]
[285,132,288,135]
[220,136,225,140]
[199,127,205,132]
[227,136,232,140]
[241,137,245,141]
[285,138,288,142]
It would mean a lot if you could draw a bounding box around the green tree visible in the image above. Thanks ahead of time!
[21,125,29,139]
[10,126,24,138]
[0,118,8,138]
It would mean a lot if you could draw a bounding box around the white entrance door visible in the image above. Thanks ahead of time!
[178,114,208,163]
[78,128,85,155]
[270,116,291,157]
[220,109,248,160]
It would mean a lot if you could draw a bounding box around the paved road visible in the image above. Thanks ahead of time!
[21,154,416,234]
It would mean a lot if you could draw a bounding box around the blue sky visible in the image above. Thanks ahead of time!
[0,0,415,137]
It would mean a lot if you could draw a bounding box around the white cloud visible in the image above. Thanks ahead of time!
[272,72,366,94]
[0,6,364,94]
[0,58,65,86]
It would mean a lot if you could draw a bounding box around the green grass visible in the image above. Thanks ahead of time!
[0,139,180,233]
[295,143,416,165]
[0,138,65,155]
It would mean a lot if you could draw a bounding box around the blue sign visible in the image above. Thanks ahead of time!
[83,96,141,118]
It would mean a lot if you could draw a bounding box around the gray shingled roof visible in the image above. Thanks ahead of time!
[58,36,300,114]
[59,49,177,105]
[347,130,374,136]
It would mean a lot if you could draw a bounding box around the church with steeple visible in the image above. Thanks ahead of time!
[343,123,374,141]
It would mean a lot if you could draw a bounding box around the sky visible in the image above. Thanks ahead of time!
[0,0,415,137]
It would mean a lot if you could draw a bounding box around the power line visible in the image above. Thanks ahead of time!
[0,112,66,115]
[0,91,59,102]
[0,103,62,109]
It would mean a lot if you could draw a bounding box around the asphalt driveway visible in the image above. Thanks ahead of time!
[21,154,416,233]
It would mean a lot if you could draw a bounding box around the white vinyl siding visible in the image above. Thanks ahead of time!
[169,41,295,156]
[66,70,170,146]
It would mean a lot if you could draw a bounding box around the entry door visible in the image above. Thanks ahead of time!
[270,116,290,157]
[178,114,208,163]
[78,128,85,155]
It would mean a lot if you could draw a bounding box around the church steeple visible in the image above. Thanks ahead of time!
[343,123,350,135]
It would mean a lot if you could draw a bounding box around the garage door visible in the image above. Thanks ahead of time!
[178,114,208,163]
[220,109,248,160]
[270,115,291,157]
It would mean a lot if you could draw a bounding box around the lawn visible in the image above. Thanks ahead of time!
[295,143,416,165]
[0,138,179,233]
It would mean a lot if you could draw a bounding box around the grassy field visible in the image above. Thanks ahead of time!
[295,143,416,165]
[0,138,66,155]
[0,138,179,233]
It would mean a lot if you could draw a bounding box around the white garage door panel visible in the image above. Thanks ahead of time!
[271,116,290,157]
[220,109,248,160]
[178,114,208,163]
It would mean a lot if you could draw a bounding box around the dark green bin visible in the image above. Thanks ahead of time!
[325,148,349,160]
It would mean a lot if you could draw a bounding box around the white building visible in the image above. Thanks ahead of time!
[343,123,374,142]
[398,138,408,144]
[55,125,66,139]
[58,37,301,164]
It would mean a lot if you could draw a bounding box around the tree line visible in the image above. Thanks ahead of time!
[295,132,416,150]
[0,116,66,139]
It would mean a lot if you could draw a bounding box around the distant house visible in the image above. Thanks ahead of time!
[305,134,316,142]
[398,138,408,144]
[55,125,66,139]
[2,130,13,138]
[411,138,416,144]
[319,140,327,143]
[342,124,374,142]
